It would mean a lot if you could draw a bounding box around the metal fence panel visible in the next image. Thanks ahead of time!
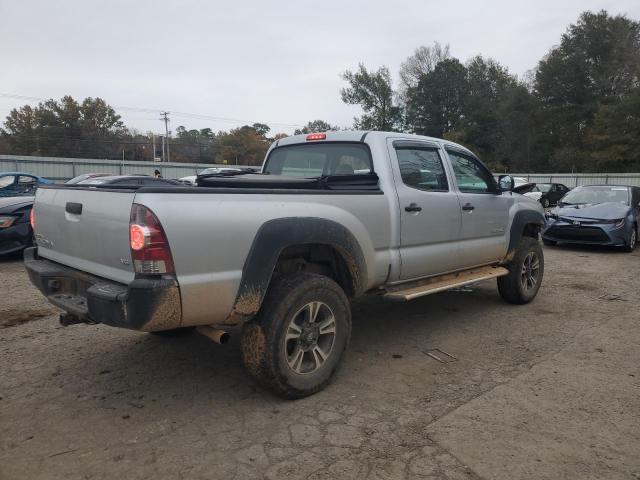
[0,155,251,182]
[3,155,640,186]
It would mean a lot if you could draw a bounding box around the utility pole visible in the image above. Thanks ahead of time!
[160,111,171,162]
[152,134,156,162]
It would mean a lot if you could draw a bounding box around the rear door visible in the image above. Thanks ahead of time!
[33,187,136,284]
[446,148,512,267]
[388,140,463,279]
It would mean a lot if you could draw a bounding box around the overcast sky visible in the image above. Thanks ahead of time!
[1,0,639,135]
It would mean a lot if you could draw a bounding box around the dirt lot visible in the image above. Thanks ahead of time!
[1,245,639,480]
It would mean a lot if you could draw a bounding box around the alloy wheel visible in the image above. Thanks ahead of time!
[520,251,540,291]
[284,301,337,375]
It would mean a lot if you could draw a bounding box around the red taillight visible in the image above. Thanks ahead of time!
[29,208,35,230]
[306,133,326,141]
[129,204,174,275]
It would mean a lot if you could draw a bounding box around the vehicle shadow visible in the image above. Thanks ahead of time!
[543,242,630,254]
[49,286,506,407]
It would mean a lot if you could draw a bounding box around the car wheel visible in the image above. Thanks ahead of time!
[240,272,351,399]
[541,197,550,208]
[622,227,637,252]
[498,236,544,304]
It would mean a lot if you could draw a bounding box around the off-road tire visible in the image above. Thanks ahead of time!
[542,238,557,247]
[240,272,351,399]
[498,236,544,304]
[622,227,637,253]
[150,326,195,337]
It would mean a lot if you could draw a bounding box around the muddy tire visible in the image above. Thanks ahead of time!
[240,272,351,399]
[498,236,544,304]
[150,327,195,337]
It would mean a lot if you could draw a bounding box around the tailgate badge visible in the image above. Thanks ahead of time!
[34,234,54,249]
[120,258,131,265]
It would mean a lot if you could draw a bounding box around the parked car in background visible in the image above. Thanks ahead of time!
[543,185,639,252]
[0,172,52,197]
[179,167,257,185]
[527,183,570,208]
[77,175,181,186]
[0,196,34,255]
[66,173,111,184]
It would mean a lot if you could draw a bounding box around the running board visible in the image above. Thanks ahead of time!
[384,266,509,301]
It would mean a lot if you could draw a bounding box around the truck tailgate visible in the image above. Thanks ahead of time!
[33,187,136,284]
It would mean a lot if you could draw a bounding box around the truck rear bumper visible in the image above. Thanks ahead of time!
[24,247,182,331]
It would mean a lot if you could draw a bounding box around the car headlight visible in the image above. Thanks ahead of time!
[611,218,625,228]
[0,215,17,228]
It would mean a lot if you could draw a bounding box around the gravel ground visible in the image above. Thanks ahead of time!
[1,245,639,479]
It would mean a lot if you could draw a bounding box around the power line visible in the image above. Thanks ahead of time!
[0,92,305,128]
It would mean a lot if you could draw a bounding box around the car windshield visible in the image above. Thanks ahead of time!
[263,143,373,178]
[560,186,629,206]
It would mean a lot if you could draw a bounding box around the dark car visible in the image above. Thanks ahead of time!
[76,175,180,186]
[532,183,571,208]
[0,172,52,197]
[542,185,640,252]
[66,173,111,184]
[0,196,34,255]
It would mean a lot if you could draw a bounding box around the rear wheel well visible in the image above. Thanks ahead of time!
[272,244,356,298]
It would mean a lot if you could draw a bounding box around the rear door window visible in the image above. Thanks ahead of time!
[264,143,372,178]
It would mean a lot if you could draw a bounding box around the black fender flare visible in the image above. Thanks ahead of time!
[505,209,545,260]
[229,217,367,320]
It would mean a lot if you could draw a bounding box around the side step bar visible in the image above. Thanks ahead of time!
[384,265,509,301]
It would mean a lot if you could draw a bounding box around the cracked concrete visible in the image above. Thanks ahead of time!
[1,244,639,479]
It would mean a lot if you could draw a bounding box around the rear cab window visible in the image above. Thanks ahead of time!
[263,143,372,178]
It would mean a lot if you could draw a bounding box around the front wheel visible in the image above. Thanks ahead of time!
[498,236,544,304]
[240,273,351,399]
[622,228,637,252]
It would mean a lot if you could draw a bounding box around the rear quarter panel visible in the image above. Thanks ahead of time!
[133,191,393,326]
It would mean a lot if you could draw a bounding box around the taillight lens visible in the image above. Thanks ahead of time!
[129,204,174,275]
[30,208,35,230]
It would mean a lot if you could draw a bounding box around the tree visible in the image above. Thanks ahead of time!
[399,42,451,91]
[294,120,339,135]
[534,10,640,170]
[340,64,403,131]
[585,88,640,171]
[215,125,271,166]
[405,58,468,137]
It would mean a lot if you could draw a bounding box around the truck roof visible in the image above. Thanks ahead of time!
[274,130,476,157]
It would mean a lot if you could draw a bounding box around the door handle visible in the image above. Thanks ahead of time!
[462,203,475,211]
[405,203,422,213]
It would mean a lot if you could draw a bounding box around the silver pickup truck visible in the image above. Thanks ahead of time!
[25,131,545,398]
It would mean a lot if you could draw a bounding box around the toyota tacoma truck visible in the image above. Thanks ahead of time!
[25,131,545,398]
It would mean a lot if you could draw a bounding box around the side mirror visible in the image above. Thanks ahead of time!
[498,175,515,192]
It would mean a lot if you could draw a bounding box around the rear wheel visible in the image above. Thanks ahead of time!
[498,236,544,304]
[240,272,351,399]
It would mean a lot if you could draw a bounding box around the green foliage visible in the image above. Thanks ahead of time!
[340,64,402,131]
[294,120,339,135]
[586,88,640,171]
[534,10,640,171]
